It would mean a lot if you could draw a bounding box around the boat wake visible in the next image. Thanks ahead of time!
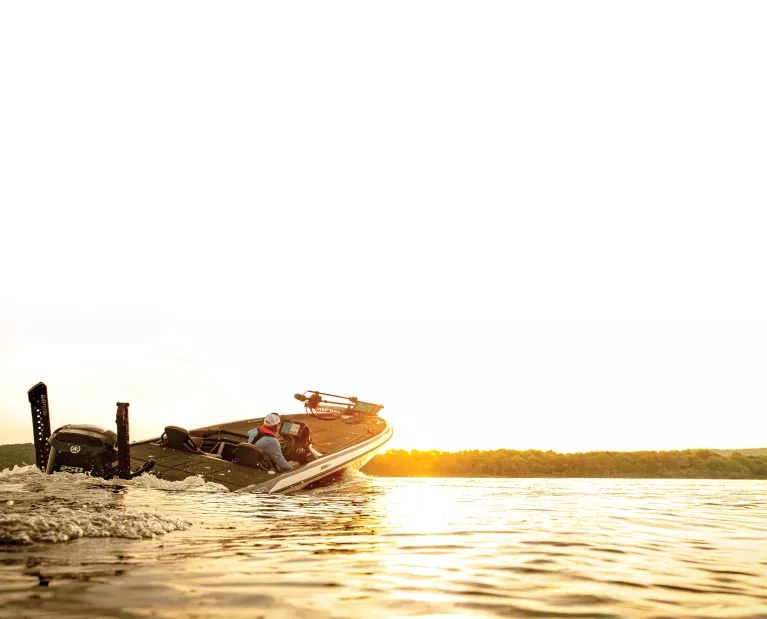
[0,503,190,545]
[1,464,229,493]
[0,465,227,546]
[126,472,229,493]
[0,465,374,546]
[303,468,375,495]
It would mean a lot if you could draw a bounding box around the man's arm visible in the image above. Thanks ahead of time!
[260,437,294,471]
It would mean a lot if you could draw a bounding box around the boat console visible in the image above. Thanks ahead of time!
[278,420,313,463]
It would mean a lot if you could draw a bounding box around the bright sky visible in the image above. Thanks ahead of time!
[1,2,766,453]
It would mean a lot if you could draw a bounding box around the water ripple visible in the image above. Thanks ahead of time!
[0,473,766,618]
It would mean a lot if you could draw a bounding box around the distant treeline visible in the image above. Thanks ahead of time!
[361,448,767,479]
[0,443,36,470]
[713,448,767,457]
[4,443,767,479]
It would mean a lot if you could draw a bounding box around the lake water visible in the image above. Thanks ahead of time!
[1,466,766,618]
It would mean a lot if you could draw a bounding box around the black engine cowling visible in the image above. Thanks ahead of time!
[46,424,119,478]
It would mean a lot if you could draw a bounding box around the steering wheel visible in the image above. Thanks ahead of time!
[279,434,297,459]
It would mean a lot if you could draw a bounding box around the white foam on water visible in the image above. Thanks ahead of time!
[303,468,374,495]
[0,464,45,481]
[0,465,233,546]
[126,472,229,493]
[0,504,191,545]
[0,464,229,493]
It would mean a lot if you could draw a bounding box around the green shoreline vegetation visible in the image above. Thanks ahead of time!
[3,443,767,479]
[0,443,37,470]
[362,448,767,479]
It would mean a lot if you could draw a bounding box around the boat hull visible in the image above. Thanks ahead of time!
[258,423,393,493]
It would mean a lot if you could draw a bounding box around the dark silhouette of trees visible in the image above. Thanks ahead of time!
[5,442,766,480]
[362,448,767,479]
[0,443,36,470]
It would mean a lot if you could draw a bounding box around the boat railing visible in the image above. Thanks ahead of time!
[295,390,384,417]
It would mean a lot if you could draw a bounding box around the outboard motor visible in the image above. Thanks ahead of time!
[46,424,119,478]
[27,383,155,480]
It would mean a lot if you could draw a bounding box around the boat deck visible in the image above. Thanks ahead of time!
[129,413,388,491]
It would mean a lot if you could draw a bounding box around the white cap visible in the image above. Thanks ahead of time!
[264,413,281,427]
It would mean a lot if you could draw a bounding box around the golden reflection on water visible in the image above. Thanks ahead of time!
[1,471,767,618]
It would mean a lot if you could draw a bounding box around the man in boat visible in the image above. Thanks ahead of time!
[247,413,299,471]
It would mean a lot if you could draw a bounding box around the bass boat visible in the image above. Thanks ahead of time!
[27,384,392,493]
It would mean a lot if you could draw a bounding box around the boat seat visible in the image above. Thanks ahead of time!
[161,426,201,453]
[233,443,275,472]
